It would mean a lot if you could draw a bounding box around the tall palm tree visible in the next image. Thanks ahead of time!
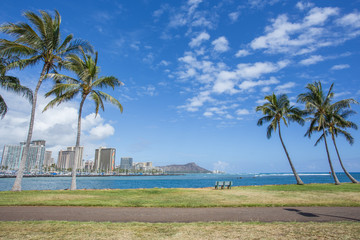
[0,55,32,118]
[0,10,92,191]
[256,93,305,185]
[44,48,123,190]
[312,101,359,183]
[297,81,341,185]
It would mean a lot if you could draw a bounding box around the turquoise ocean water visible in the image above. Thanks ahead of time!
[0,172,359,191]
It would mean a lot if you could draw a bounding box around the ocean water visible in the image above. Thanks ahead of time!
[0,172,359,191]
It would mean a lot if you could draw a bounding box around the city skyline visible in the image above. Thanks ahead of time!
[0,1,359,173]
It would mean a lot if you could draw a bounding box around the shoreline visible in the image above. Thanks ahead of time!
[0,173,184,178]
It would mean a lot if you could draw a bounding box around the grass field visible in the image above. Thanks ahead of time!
[0,221,359,240]
[0,183,359,207]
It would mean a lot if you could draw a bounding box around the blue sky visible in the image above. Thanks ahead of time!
[0,0,360,173]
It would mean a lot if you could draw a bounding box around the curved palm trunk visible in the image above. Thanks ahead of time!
[278,122,304,185]
[70,96,86,190]
[331,134,359,184]
[322,126,340,185]
[12,64,48,191]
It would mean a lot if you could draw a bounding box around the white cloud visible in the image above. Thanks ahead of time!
[213,71,238,94]
[239,77,280,90]
[331,64,350,70]
[336,12,360,28]
[275,82,296,94]
[189,32,210,48]
[181,90,213,112]
[236,109,250,115]
[89,124,115,139]
[303,7,339,26]
[229,12,240,22]
[249,6,357,55]
[203,111,213,117]
[299,55,324,65]
[0,90,118,161]
[261,86,271,92]
[296,1,314,11]
[235,49,251,57]
[212,36,230,52]
[236,60,289,79]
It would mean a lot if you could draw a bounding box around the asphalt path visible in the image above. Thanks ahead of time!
[0,206,359,222]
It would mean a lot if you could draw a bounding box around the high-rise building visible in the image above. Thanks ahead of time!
[120,157,133,170]
[94,147,116,173]
[84,160,94,172]
[43,151,54,167]
[57,146,83,170]
[1,140,46,172]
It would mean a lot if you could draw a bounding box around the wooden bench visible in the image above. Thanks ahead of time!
[215,181,232,189]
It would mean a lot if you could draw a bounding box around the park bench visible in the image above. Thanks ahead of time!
[215,181,232,189]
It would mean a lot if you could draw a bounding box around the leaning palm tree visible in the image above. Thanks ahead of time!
[312,101,359,183]
[0,55,32,118]
[256,93,305,185]
[44,48,123,190]
[0,10,92,191]
[297,81,341,185]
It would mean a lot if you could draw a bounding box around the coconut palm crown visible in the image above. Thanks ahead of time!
[44,48,123,190]
[0,55,32,118]
[256,93,305,185]
[0,9,93,191]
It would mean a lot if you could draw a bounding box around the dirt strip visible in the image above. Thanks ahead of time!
[0,207,359,223]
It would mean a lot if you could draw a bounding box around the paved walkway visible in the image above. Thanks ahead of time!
[0,206,359,222]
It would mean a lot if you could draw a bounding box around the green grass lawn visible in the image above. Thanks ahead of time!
[0,183,359,207]
[0,221,359,240]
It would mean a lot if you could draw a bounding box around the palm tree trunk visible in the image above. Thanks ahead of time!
[70,96,86,190]
[11,64,48,191]
[331,133,359,183]
[322,126,340,185]
[278,122,304,185]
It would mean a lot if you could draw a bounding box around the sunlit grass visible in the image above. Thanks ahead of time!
[0,183,359,207]
[0,221,359,240]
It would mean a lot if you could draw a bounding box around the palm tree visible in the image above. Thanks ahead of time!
[0,55,32,118]
[256,93,305,185]
[312,101,359,183]
[0,10,92,191]
[44,48,123,190]
[297,81,341,185]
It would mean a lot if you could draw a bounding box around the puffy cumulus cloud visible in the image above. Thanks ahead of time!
[0,90,117,160]
[236,109,250,115]
[239,77,280,91]
[229,12,240,22]
[275,82,296,94]
[236,60,289,79]
[249,6,357,55]
[235,49,251,57]
[336,12,360,28]
[180,90,213,112]
[212,36,230,52]
[166,0,214,31]
[213,71,238,94]
[303,7,339,26]
[296,1,314,11]
[189,32,210,48]
[299,55,324,65]
[89,124,115,139]
[331,64,350,70]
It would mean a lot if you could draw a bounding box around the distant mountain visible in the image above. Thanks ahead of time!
[159,162,211,173]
